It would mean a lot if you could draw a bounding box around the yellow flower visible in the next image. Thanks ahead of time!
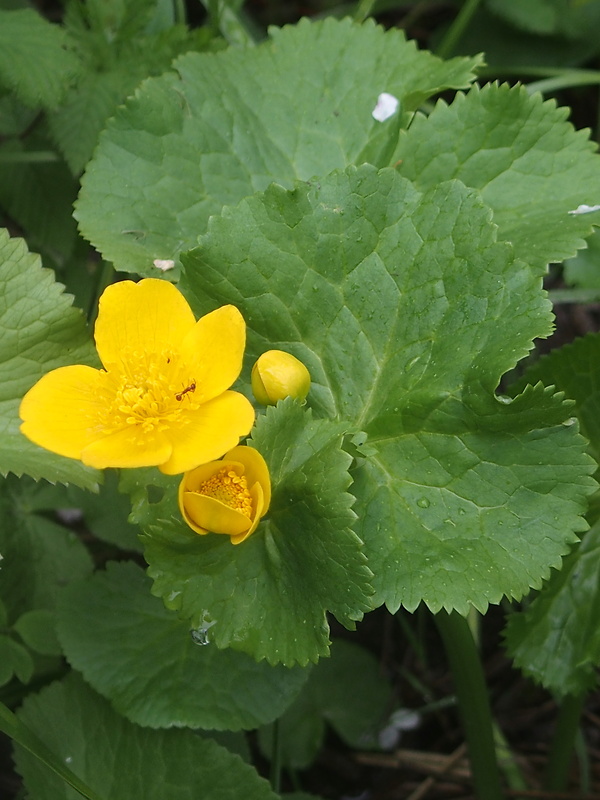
[19,279,255,474]
[178,445,271,544]
[251,350,311,405]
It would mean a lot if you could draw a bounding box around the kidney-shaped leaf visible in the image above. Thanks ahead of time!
[180,165,595,616]
[56,560,309,729]
[75,17,481,275]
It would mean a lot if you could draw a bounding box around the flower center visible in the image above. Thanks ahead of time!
[198,468,253,518]
[99,349,198,435]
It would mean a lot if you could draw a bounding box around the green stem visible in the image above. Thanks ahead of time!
[353,0,377,23]
[527,71,600,95]
[543,692,586,792]
[548,288,600,305]
[270,718,281,794]
[435,610,504,800]
[0,701,105,800]
[436,0,483,60]
[198,0,258,46]
[0,151,60,164]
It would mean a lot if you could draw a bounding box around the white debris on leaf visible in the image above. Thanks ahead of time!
[372,92,399,122]
[568,204,600,216]
[153,258,175,271]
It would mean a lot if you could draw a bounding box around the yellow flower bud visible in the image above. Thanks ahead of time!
[178,446,271,545]
[251,350,311,405]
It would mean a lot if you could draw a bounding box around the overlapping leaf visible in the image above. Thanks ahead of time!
[395,83,600,269]
[0,229,100,489]
[75,16,481,275]
[14,673,278,800]
[181,164,595,615]
[0,475,93,629]
[259,639,391,769]
[0,9,80,109]
[135,401,373,666]
[56,561,309,729]
[513,332,600,460]
[564,228,600,290]
[505,519,600,697]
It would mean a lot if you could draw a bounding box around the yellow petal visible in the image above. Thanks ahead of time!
[160,390,255,475]
[19,365,106,459]
[230,482,265,544]
[80,427,172,469]
[94,279,196,369]
[180,305,246,404]
[223,445,271,514]
[182,493,252,536]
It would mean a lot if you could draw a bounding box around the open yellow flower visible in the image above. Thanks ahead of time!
[179,445,271,544]
[19,279,255,474]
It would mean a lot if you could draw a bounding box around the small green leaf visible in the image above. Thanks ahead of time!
[0,635,35,685]
[56,561,309,729]
[75,16,481,274]
[396,83,600,269]
[13,610,62,657]
[259,639,391,769]
[505,519,600,697]
[14,673,279,800]
[138,401,373,666]
[180,165,595,615]
[0,229,100,489]
[0,10,80,109]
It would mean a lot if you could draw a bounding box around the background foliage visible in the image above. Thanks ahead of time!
[3,0,600,798]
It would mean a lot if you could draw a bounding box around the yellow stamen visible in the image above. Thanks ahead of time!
[198,468,253,518]
[97,349,198,436]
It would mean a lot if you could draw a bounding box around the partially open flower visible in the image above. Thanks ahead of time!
[178,445,271,544]
[251,350,311,405]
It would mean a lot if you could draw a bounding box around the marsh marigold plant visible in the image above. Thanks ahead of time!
[19,279,255,474]
[179,445,271,544]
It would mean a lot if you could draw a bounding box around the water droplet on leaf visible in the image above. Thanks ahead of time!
[191,628,211,646]
[417,497,430,508]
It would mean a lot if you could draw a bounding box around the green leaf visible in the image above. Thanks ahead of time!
[62,470,142,552]
[486,0,600,41]
[395,83,600,269]
[259,639,391,769]
[49,25,215,175]
[56,561,309,729]
[505,518,600,697]
[0,136,80,261]
[511,332,600,460]
[0,229,100,489]
[75,16,481,275]
[137,401,373,666]
[0,635,34,685]
[455,7,600,68]
[486,0,557,35]
[14,673,279,800]
[0,475,93,625]
[564,227,600,289]
[0,10,80,109]
[13,610,62,657]
[181,164,595,615]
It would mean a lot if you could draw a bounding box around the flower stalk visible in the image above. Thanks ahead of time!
[434,609,504,800]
